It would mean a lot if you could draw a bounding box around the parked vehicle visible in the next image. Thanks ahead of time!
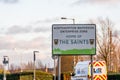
[71,61,107,80]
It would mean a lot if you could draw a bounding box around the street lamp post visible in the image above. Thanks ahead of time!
[33,51,39,80]
[61,17,75,24]
[61,17,76,67]
[3,56,9,80]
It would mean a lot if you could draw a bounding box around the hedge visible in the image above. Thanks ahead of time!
[108,73,120,80]
[35,71,53,80]
[0,70,53,80]
[61,72,120,80]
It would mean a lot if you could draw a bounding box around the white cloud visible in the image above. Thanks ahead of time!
[0,35,50,50]
[6,25,32,34]
[73,0,120,5]
[0,0,19,4]
[5,24,50,34]
[33,26,50,33]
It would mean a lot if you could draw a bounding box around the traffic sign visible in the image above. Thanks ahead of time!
[52,24,96,55]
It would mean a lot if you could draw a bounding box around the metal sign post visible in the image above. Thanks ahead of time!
[54,58,56,80]
[52,56,57,80]
[58,56,61,80]
[91,55,93,80]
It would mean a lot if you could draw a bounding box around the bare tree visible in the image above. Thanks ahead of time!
[0,64,3,69]
[25,61,34,70]
[96,18,118,72]
[9,64,20,73]
[112,31,120,72]
[117,44,120,72]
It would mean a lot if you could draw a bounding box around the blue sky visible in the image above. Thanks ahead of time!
[0,0,120,68]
